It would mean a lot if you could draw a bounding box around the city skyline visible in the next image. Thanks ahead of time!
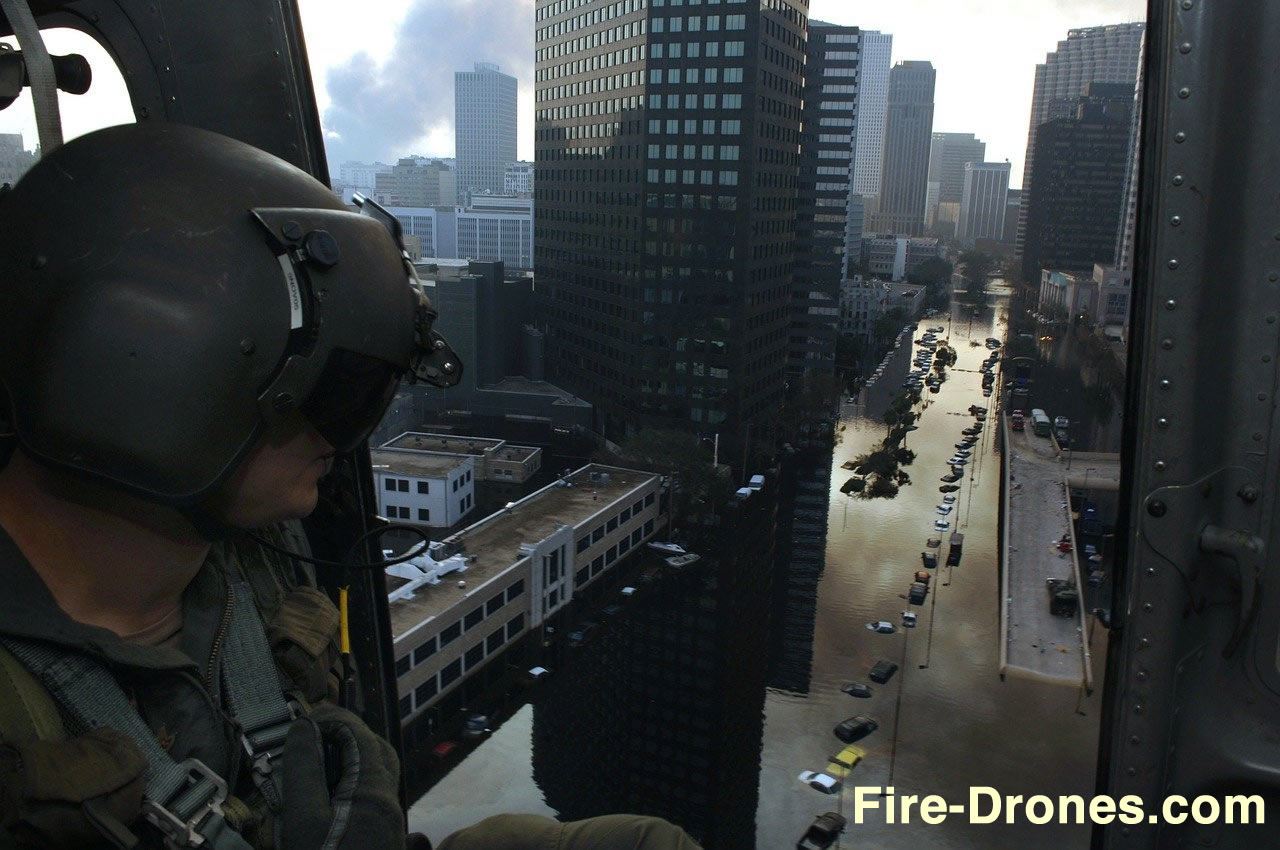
[1,0,1145,189]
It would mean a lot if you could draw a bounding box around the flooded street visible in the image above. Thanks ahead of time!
[758,295,1102,849]
[409,293,1105,849]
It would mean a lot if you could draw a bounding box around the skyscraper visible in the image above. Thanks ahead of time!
[850,30,892,221]
[455,62,518,202]
[872,60,935,236]
[792,21,860,381]
[533,0,807,452]
[1015,22,1145,266]
[956,161,1011,246]
[1022,84,1133,282]
[926,132,985,230]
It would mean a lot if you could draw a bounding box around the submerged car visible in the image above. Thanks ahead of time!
[933,519,950,531]
[901,610,918,628]
[826,744,866,778]
[940,473,962,483]
[942,494,957,504]
[841,682,873,698]
[797,812,847,850]
[833,715,879,744]
[798,771,842,794]
[936,504,952,515]
[869,659,899,683]
[866,620,896,634]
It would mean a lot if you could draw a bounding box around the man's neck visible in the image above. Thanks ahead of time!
[0,451,211,637]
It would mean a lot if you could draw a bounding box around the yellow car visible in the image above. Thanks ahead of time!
[825,744,865,778]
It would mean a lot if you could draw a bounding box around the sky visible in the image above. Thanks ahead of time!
[1,0,1146,189]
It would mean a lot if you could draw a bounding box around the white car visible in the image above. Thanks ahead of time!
[866,620,896,634]
[798,771,842,794]
[947,456,968,466]
[942,494,957,504]
[935,505,952,515]
[934,519,951,531]
[901,611,918,628]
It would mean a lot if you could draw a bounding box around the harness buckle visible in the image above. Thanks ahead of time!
[140,758,228,849]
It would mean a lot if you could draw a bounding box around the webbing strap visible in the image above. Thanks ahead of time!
[1,637,251,849]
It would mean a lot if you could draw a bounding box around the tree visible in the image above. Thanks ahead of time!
[958,250,995,304]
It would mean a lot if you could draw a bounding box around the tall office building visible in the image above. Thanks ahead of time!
[1015,22,1144,266]
[533,0,807,452]
[849,30,892,221]
[956,161,1011,246]
[1022,84,1133,282]
[373,157,456,207]
[455,62,518,201]
[791,21,860,381]
[871,60,935,236]
[1114,31,1146,273]
[926,132,985,229]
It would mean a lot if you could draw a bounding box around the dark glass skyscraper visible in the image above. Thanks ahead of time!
[790,21,859,382]
[533,0,807,453]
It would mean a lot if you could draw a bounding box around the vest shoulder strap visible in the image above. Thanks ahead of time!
[0,642,65,743]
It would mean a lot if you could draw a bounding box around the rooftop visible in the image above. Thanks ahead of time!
[381,432,541,463]
[482,377,591,406]
[389,464,657,635]
[370,448,469,478]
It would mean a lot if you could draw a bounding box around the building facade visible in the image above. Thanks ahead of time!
[849,30,892,217]
[504,161,535,196]
[926,131,984,231]
[372,449,477,528]
[456,62,518,201]
[386,198,533,269]
[0,134,36,187]
[1022,84,1133,283]
[1015,22,1145,265]
[791,21,860,381]
[871,60,936,236]
[956,161,1011,246]
[374,158,457,208]
[533,0,807,452]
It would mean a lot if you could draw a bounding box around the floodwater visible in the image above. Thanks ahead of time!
[408,292,1105,848]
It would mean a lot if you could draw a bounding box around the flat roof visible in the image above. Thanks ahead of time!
[388,464,656,635]
[383,432,503,456]
[370,448,469,478]
[482,377,591,406]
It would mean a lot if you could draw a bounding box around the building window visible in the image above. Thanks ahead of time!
[725,14,745,29]
[725,40,744,56]
[384,478,396,491]
[607,517,618,532]
[417,481,429,494]
[418,508,430,522]
[507,613,524,639]
[398,480,409,492]
[414,677,437,704]
[464,644,484,671]
[439,621,461,647]
[591,555,605,576]
[413,636,437,665]
[645,492,655,506]
[452,478,459,492]
[507,579,525,601]
[464,607,483,630]
[395,655,411,676]
[633,499,644,513]
[399,694,412,719]
[486,628,506,654]
[592,527,604,542]
[439,659,462,689]
[486,593,505,616]
[606,544,618,565]
[645,518,654,535]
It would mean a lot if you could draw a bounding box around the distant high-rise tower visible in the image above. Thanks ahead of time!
[1114,31,1146,273]
[455,62,517,202]
[792,21,860,380]
[956,161,1011,246]
[1015,22,1144,268]
[927,132,985,229]
[850,30,892,222]
[533,0,807,454]
[873,60,936,236]
[1022,84,1133,282]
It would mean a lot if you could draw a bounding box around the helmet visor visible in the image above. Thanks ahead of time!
[299,350,401,452]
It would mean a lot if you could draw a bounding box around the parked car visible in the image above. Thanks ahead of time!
[901,610,918,628]
[833,715,879,744]
[841,682,873,698]
[909,582,929,605]
[933,519,951,531]
[797,812,846,850]
[826,744,865,777]
[798,771,842,794]
[866,620,896,634]
[940,473,962,483]
[935,504,952,515]
[942,494,957,504]
[567,621,600,646]
[462,713,491,738]
[869,660,898,683]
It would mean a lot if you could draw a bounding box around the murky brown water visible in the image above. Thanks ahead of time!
[757,294,1103,849]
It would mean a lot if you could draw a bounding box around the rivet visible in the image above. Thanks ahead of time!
[1270,273,1279,282]
[1181,0,1192,8]
[1264,354,1273,363]
[1159,379,1171,390]
[1168,259,1180,269]
[1139,637,1151,648]
[1146,566,1156,576]
[1143,603,1153,612]
[1161,338,1174,350]
[1172,174,1184,186]
[1130,736,1140,745]
[1259,393,1268,402]
[1170,215,1181,226]
[31,254,47,270]
[1147,499,1167,516]
[444,362,457,372]
[434,339,447,350]
[1135,704,1144,714]
[1174,131,1186,143]
[1156,417,1169,428]
[1254,432,1264,441]
[1177,87,1190,99]
[1179,42,1192,54]
[282,221,304,242]
[1137,670,1148,680]
[1127,767,1138,777]
[1154,460,1167,472]
[1239,485,1259,503]
[239,338,256,355]
[1165,299,1176,310]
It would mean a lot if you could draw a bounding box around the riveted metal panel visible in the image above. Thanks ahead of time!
[1098,0,1280,846]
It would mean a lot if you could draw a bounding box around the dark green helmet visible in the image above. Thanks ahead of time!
[0,122,447,504]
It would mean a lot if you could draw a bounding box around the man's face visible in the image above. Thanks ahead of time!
[206,413,335,527]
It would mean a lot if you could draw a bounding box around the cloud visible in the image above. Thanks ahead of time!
[320,0,534,165]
